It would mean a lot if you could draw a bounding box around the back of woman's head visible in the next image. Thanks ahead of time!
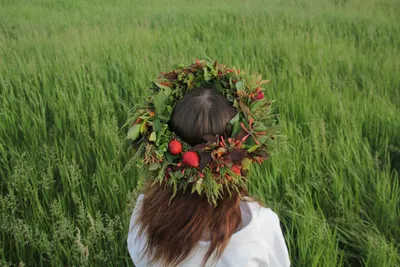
[171,87,237,146]
[136,87,246,266]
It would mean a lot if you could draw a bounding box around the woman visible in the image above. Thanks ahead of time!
[127,85,290,267]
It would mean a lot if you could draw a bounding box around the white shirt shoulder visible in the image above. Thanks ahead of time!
[127,195,290,267]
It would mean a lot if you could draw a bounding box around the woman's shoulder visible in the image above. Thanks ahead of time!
[128,194,145,229]
[241,197,280,223]
[136,193,145,202]
[236,199,290,266]
[238,198,284,242]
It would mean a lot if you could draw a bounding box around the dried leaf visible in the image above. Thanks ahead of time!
[154,82,172,90]
[229,149,248,164]
[199,152,213,170]
[202,134,219,143]
[260,80,270,85]
[235,130,247,141]
[192,143,208,151]
[256,74,262,84]
[239,101,252,120]
[211,147,227,160]
[163,72,178,80]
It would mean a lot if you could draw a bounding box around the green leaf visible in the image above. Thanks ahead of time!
[184,169,191,176]
[258,135,269,144]
[148,162,161,170]
[149,131,157,141]
[253,121,269,132]
[244,135,257,147]
[153,119,162,132]
[156,164,168,181]
[241,158,252,170]
[236,81,244,92]
[230,113,240,124]
[156,125,170,146]
[191,184,196,194]
[153,88,171,115]
[248,144,261,153]
[233,99,239,108]
[249,101,264,113]
[157,114,169,121]
[164,152,181,162]
[213,81,224,94]
[229,113,242,136]
[127,124,141,140]
[195,179,203,195]
[140,120,148,134]
[154,93,166,115]
[203,67,211,81]
[173,171,184,179]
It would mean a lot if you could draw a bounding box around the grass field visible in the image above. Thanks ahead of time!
[1,0,399,266]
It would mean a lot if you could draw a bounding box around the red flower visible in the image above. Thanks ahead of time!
[183,151,200,168]
[253,156,264,164]
[256,92,265,100]
[227,138,242,149]
[254,87,265,100]
[168,140,182,155]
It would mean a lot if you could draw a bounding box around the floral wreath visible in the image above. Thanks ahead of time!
[127,59,279,204]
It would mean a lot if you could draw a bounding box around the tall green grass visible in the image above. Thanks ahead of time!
[0,0,399,266]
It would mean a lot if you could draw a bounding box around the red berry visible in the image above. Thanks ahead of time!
[182,151,200,168]
[131,118,142,126]
[232,165,242,176]
[168,140,182,155]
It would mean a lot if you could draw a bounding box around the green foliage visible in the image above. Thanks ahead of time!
[0,0,399,266]
[126,124,141,140]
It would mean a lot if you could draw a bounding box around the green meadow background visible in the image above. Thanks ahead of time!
[1,0,399,266]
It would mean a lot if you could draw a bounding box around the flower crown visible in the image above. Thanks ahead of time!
[127,59,279,204]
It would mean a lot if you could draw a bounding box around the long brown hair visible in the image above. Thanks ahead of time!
[136,87,247,266]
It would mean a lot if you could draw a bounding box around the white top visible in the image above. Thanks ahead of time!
[128,194,290,267]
